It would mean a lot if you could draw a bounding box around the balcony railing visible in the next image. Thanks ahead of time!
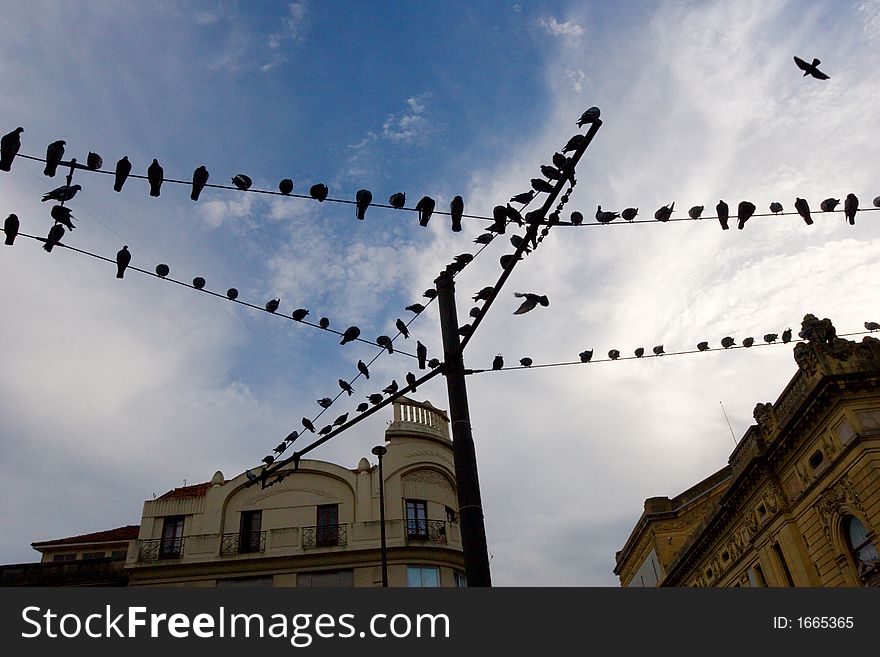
[302,524,347,549]
[138,537,185,561]
[405,519,448,544]
[220,531,266,555]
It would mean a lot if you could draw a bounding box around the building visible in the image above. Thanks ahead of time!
[615,314,880,587]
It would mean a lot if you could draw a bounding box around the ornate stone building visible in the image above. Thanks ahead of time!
[615,315,880,587]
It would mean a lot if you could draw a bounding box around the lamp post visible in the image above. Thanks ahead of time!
[371,445,389,587]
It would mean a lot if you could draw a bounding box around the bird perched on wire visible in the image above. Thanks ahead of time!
[540,164,562,180]
[608,349,620,360]
[42,184,81,202]
[340,326,361,345]
[338,379,354,396]
[492,354,504,370]
[820,198,840,212]
[742,337,755,348]
[652,345,665,356]
[285,430,299,444]
[458,324,472,337]
[845,193,858,225]
[577,106,601,126]
[232,174,252,191]
[291,308,309,321]
[473,232,495,245]
[793,55,830,80]
[86,152,103,170]
[191,166,209,200]
[697,341,710,351]
[634,347,644,358]
[147,159,164,197]
[417,341,428,369]
[595,206,620,224]
[874,196,880,208]
[265,298,280,313]
[43,140,65,177]
[0,127,23,171]
[552,152,568,170]
[273,442,287,455]
[405,303,425,315]
[688,205,704,220]
[782,327,792,343]
[388,192,405,209]
[621,207,639,222]
[382,380,399,395]
[333,413,349,427]
[226,288,238,299]
[510,190,535,205]
[763,333,778,343]
[579,349,593,363]
[43,223,65,252]
[737,200,756,230]
[395,318,410,338]
[570,211,584,225]
[4,213,19,245]
[654,203,674,222]
[405,371,417,391]
[357,360,370,379]
[769,201,783,214]
[428,357,441,368]
[114,156,132,192]
[50,205,75,230]
[506,204,524,226]
[562,134,585,153]
[319,317,330,329]
[356,402,370,412]
[473,286,494,302]
[262,455,275,466]
[509,234,532,255]
[415,196,435,227]
[317,397,333,408]
[716,200,730,230]
[376,335,393,354]
[368,393,384,405]
[513,292,549,315]
[310,183,329,201]
[193,277,206,289]
[520,357,533,367]
[301,417,316,433]
[531,178,554,194]
[318,425,333,436]
[355,189,372,219]
[721,336,736,349]
[794,197,813,225]
[115,245,131,278]
[449,195,464,232]
[865,321,880,332]
[155,264,170,278]
[279,178,293,195]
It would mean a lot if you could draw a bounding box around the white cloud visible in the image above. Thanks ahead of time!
[199,192,257,229]
[382,95,432,143]
[566,68,586,92]
[539,16,585,39]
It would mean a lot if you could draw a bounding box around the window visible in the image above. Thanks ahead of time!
[445,506,457,524]
[110,550,128,560]
[809,449,824,471]
[160,516,185,558]
[239,510,263,553]
[297,570,354,588]
[81,551,104,560]
[772,542,795,586]
[52,554,76,562]
[406,500,428,540]
[454,571,467,587]
[844,515,879,582]
[747,562,767,587]
[407,566,440,587]
[316,504,339,547]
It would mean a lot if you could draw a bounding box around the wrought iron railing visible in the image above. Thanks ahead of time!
[220,531,266,555]
[405,519,447,543]
[302,524,347,548]
[138,537,185,561]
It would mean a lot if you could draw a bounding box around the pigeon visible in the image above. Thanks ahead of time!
[291,308,309,321]
[742,337,755,348]
[577,106,601,126]
[43,223,65,252]
[500,254,522,270]
[874,196,880,208]
[819,197,840,212]
[513,292,549,315]
[86,152,103,170]
[454,253,474,265]
[405,303,425,314]
[570,211,584,225]
[865,321,880,332]
[552,152,569,170]
[50,205,75,230]
[474,233,495,245]
[317,397,333,408]
[634,347,644,358]
[285,430,299,443]
[450,195,464,232]
[368,393,384,405]
[262,455,275,466]
[232,174,252,191]
[595,205,620,224]
[405,372,417,391]
[273,442,287,454]
[562,134,585,153]
[721,336,735,349]
[147,159,164,197]
[114,156,132,192]
[310,183,329,201]
[782,327,792,343]
[652,345,665,356]
[506,204,525,226]
[357,402,370,412]
[376,335,393,354]
[350,362,369,384]
[318,424,333,436]
[245,469,258,483]
[491,205,507,233]
[608,349,620,360]
[416,341,428,369]
[458,324,472,337]
[338,379,354,396]
[333,413,349,427]
[191,166,209,200]
[793,56,830,80]
[4,213,19,245]
[510,190,535,204]
[688,205,704,220]
[737,200,756,230]
[697,341,710,351]
[116,245,131,278]
[382,380,399,395]
[355,189,372,219]
[716,200,730,230]
[621,207,639,222]
[509,235,531,254]
[192,277,206,290]
[845,193,858,225]
[423,288,438,300]
[473,287,494,302]
[428,358,441,368]
[395,318,410,338]
[340,326,361,345]
[415,196,435,227]
[265,298,280,313]
[43,140,65,177]
[302,417,316,433]
[319,317,330,329]
[279,178,293,195]
[760,333,777,344]
[41,184,81,202]
[389,192,406,209]
[794,197,813,225]
[520,357,533,367]
[226,288,238,300]
[769,202,783,214]
[654,202,674,222]
[531,178,554,194]
[579,349,593,363]
[156,264,170,278]
[492,354,504,370]
[0,127,23,171]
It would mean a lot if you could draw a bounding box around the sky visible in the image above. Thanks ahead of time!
[1,0,880,587]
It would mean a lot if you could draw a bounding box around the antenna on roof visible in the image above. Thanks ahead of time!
[719,401,738,445]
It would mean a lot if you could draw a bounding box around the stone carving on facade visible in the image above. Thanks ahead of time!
[753,402,776,438]
[745,509,759,537]
[821,433,838,459]
[798,314,836,346]
[793,341,820,376]
[764,481,783,514]
[816,476,863,546]
[795,463,811,490]
[403,468,454,493]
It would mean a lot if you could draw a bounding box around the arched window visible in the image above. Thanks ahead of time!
[844,515,879,585]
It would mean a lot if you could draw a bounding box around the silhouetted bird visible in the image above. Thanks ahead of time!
[366,393,383,406]
[510,190,535,204]
[634,347,644,358]
[87,152,103,170]
[389,192,406,208]
[416,196,435,227]
[338,379,354,396]
[319,317,330,329]
[595,206,620,224]
[697,341,710,351]
[0,127,23,171]
[245,469,258,483]
[262,455,275,466]
[147,159,163,197]
[450,195,464,232]
[492,354,504,370]
[473,286,494,302]
[742,337,755,348]
[395,318,410,338]
[652,345,665,356]
[355,189,372,219]
[845,193,858,225]
[406,372,418,391]
[317,397,333,408]
[608,349,620,360]
[340,326,361,345]
[274,442,287,454]
[769,202,783,214]
[874,196,880,208]
[265,298,280,313]
[156,263,170,277]
[423,288,438,300]
[531,178,554,194]
[782,327,792,343]
[520,357,533,367]
[333,413,349,427]
[356,402,369,412]
[737,200,756,230]
[570,211,584,225]
[376,335,393,354]
[865,321,880,332]
[226,288,238,300]
[794,197,813,225]
[42,184,81,202]
[688,205,704,220]
[285,430,299,443]
[114,156,132,192]
[621,207,639,222]
[458,324,472,337]
[541,165,562,180]
[310,183,328,201]
[405,303,425,314]
[279,178,293,195]
[820,198,840,212]
[513,292,549,315]
[553,152,568,170]
[509,235,531,255]
[50,205,75,230]
[302,417,316,433]
[4,213,19,245]
[500,254,521,270]
[764,333,778,343]
[416,341,427,369]
[428,358,441,368]
[562,134,585,153]
[44,140,65,177]
[232,174,252,190]
[490,205,507,233]
[506,204,524,226]
[721,336,735,349]
[474,232,494,245]
[654,202,674,222]
[43,223,64,252]
[794,55,830,80]
[191,166,209,200]
[192,277,206,289]
[382,380,399,395]
[716,200,730,230]
[577,106,601,126]
[116,245,131,278]
[291,308,309,321]
[467,306,480,318]
[579,349,593,363]
[353,361,369,382]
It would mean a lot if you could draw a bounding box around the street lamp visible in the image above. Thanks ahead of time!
[371,445,389,587]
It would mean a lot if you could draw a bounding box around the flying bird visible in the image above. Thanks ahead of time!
[654,202,674,222]
[114,156,132,192]
[417,341,428,369]
[782,327,792,343]
[116,245,131,278]
[742,337,755,348]
[192,277,206,289]
[416,196,435,227]
[793,55,830,80]
[510,190,535,204]
[716,200,730,230]
[865,321,880,332]
[43,223,65,252]
[513,292,549,315]
[389,191,406,208]
[86,152,103,170]
[395,318,410,338]
[621,207,639,222]
[721,336,735,349]
[652,345,665,356]
[688,205,704,220]
[519,357,533,367]
[43,140,65,177]
[50,205,75,230]
[279,178,293,195]
[317,397,333,408]
[156,263,170,278]
[264,298,280,313]
[794,197,813,225]
[41,184,81,202]
[492,354,504,370]
[4,213,19,245]
[232,174,252,191]
[0,127,23,171]
[356,402,369,412]
[147,159,164,197]
[579,349,593,363]
[405,303,425,314]
[310,183,329,201]
[302,417,316,433]
[333,413,349,427]
[737,200,756,230]
[376,335,393,354]
[382,380,399,395]
[338,379,354,396]
[226,288,238,300]
[570,211,584,225]
[291,308,309,321]
[577,106,601,126]
[340,326,361,345]
[819,197,840,212]
[608,349,620,360]
[595,205,620,224]
[450,195,464,232]
[355,189,372,219]
[634,347,644,358]
[191,166,209,200]
[473,287,494,302]
[845,193,858,225]
[769,202,783,214]
[697,341,710,351]
[562,134,585,153]
[319,317,330,329]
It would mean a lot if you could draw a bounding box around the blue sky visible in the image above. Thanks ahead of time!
[2,0,880,587]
